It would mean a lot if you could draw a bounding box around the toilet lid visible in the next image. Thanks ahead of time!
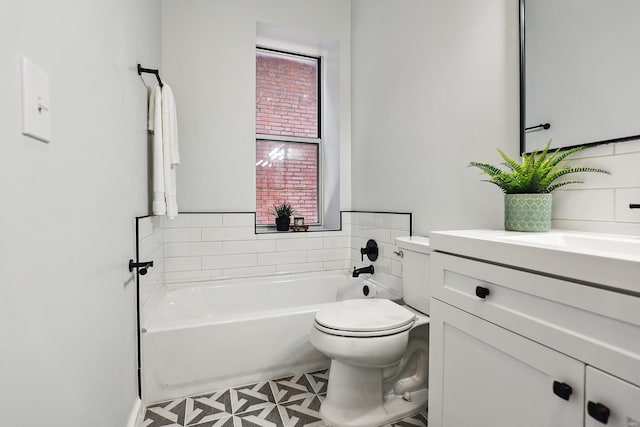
[314,299,415,337]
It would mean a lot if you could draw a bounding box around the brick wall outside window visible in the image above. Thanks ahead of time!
[256,51,318,138]
[256,140,318,224]
[256,49,320,225]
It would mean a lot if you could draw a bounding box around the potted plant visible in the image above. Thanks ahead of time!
[469,141,609,232]
[271,203,295,231]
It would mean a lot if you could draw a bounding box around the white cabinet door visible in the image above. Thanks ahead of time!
[585,367,640,427]
[429,299,584,427]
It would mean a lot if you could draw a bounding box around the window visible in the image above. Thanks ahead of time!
[255,48,321,225]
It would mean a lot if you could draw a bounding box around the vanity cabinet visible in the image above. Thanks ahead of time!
[428,250,640,427]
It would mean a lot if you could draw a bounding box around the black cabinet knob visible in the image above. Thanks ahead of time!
[587,401,610,424]
[475,286,490,299]
[552,381,572,401]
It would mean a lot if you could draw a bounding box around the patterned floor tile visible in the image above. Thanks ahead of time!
[185,389,233,425]
[279,395,326,427]
[235,402,283,426]
[142,398,187,427]
[304,370,328,395]
[189,415,237,427]
[270,374,316,403]
[383,409,428,427]
[141,369,427,427]
[231,381,277,414]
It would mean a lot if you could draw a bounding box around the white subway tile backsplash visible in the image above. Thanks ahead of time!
[323,260,350,271]
[141,211,413,299]
[163,214,223,228]
[553,189,615,221]
[390,228,411,243]
[563,151,640,189]
[202,227,256,241]
[377,242,398,259]
[223,240,276,254]
[375,272,403,295]
[202,253,258,269]
[341,212,355,224]
[323,236,350,249]
[552,219,640,235]
[164,227,202,242]
[222,265,276,278]
[164,269,223,283]
[614,138,640,154]
[359,212,376,226]
[371,256,392,274]
[164,241,223,257]
[164,256,202,272]
[358,227,392,244]
[276,262,324,274]
[139,231,163,260]
[276,238,323,252]
[615,188,640,222]
[258,251,307,265]
[138,216,162,240]
[391,260,403,277]
[222,213,255,227]
[307,248,350,262]
[375,213,410,231]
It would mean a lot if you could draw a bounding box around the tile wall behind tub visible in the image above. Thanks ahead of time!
[137,216,164,328]
[161,213,353,283]
[552,140,640,235]
[347,212,412,295]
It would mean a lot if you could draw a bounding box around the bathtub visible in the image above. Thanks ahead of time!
[142,270,400,403]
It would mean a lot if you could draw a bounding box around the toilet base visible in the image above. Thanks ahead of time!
[320,360,428,427]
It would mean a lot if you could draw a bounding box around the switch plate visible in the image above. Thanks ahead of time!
[21,57,51,143]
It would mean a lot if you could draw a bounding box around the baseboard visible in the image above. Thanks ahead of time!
[126,398,143,427]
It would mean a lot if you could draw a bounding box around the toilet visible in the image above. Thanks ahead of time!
[310,236,431,427]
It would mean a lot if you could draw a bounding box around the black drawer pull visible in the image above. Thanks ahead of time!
[587,401,610,424]
[552,381,572,401]
[475,286,490,299]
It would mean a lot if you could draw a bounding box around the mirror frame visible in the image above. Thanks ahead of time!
[518,0,640,154]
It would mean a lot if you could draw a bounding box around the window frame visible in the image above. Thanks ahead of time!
[255,46,323,228]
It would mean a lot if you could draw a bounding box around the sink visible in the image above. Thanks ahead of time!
[430,229,640,294]
[496,231,640,262]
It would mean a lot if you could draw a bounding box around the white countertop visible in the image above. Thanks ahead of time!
[430,229,640,294]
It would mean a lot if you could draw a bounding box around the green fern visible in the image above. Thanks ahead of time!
[271,202,295,218]
[469,141,609,194]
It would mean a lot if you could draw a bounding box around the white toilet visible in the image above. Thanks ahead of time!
[310,236,431,427]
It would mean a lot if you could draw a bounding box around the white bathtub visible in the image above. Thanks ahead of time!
[142,270,400,403]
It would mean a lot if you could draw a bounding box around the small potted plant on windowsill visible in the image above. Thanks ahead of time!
[272,203,295,231]
[469,141,609,232]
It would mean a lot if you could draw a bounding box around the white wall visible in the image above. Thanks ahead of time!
[350,0,520,236]
[350,0,640,237]
[0,1,160,426]
[161,0,352,215]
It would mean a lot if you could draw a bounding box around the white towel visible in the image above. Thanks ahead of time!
[147,86,156,132]
[161,84,180,219]
[150,85,166,215]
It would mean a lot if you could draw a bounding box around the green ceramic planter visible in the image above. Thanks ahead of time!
[504,193,552,232]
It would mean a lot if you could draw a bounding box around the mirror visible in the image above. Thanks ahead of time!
[520,0,640,153]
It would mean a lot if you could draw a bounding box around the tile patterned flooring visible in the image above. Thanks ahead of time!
[141,369,428,427]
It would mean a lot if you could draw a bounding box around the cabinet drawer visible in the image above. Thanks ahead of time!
[431,251,640,387]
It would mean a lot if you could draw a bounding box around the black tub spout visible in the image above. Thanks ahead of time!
[353,265,375,277]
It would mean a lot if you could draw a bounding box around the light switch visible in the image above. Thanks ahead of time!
[21,57,51,143]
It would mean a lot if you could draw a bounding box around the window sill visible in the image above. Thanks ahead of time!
[255,226,341,234]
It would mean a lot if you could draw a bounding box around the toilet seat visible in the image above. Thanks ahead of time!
[314,299,416,338]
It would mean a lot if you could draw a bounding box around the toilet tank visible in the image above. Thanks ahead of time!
[396,236,431,315]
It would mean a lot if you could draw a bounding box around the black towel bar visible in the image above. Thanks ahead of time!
[137,64,163,88]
